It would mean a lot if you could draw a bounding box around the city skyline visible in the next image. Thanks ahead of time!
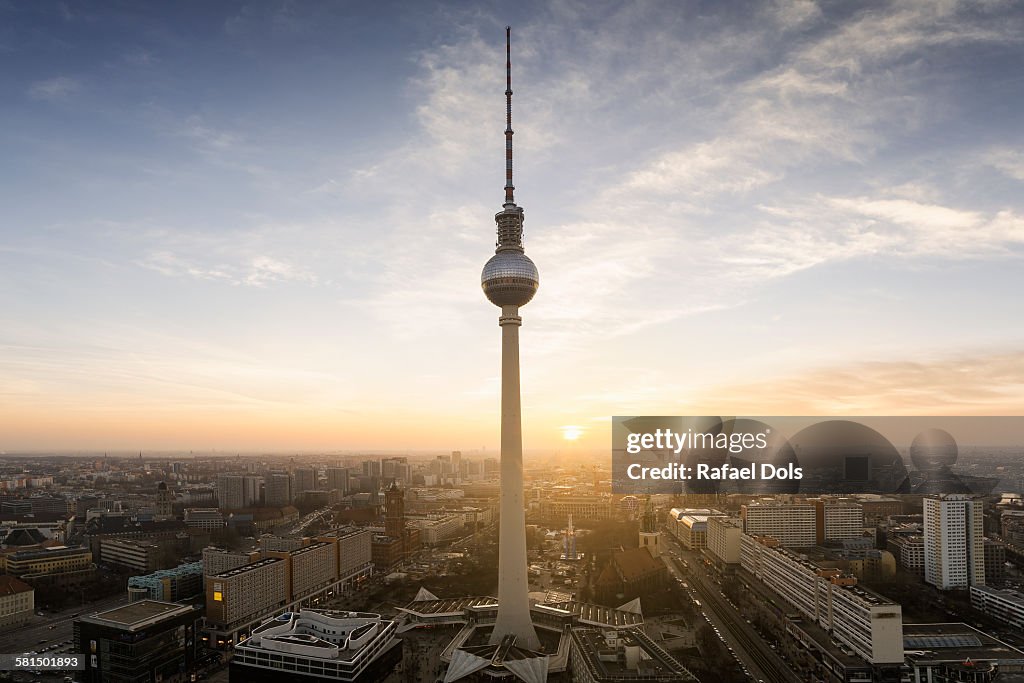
[3,1,1024,452]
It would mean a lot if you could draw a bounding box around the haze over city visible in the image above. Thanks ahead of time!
[2,0,1024,453]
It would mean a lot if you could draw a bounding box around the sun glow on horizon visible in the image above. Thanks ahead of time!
[560,425,584,441]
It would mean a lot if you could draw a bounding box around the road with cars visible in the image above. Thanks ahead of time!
[0,593,130,662]
[661,533,801,683]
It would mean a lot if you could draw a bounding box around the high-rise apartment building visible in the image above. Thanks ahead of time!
[707,516,743,565]
[813,499,865,543]
[923,494,985,590]
[293,467,318,493]
[264,472,293,507]
[741,501,817,546]
[216,474,261,510]
[325,467,350,495]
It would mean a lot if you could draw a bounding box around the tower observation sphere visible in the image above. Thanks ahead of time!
[482,249,538,307]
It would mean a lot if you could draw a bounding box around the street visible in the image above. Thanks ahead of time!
[661,533,800,683]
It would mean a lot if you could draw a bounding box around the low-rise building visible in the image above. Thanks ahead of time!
[539,496,614,522]
[904,622,1024,683]
[184,508,225,531]
[230,609,402,682]
[887,528,925,576]
[2,544,93,578]
[128,562,204,602]
[970,585,1024,631]
[0,575,34,628]
[409,514,463,546]
[100,537,167,572]
[569,628,696,683]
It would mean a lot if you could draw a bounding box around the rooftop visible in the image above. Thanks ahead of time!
[903,623,1024,665]
[571,628,696,681]
[0,575,33,596]
[211,556,282,579]
[82,600,196,631]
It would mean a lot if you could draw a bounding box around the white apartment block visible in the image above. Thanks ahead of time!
[923,495,985,590]
[410,514,464,546]
[740,534,903,664]
[822,502,864,542]
[202,547,260,577]
[707,516,743,565]
[741,502,816,547]
[970,585,1024,631]
[888,534,924,575]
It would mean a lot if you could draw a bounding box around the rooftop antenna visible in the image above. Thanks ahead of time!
[504,25,515,207]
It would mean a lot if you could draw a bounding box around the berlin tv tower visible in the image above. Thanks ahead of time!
[480,26,541,650]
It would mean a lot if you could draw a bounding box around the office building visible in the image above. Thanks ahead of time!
[983,538,1007,585]
[672,511,720,550]
[128,562,203,602]
[74,600,201,683]
[923,494,985,590]
[230,609,402,682]
[100,538,167,573]
[184,508,225,530]
[886,525,925,576]
[3,545,93,578]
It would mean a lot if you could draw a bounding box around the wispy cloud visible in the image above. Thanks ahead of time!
[28,75,80,101]
[701,349,1024,415]
[137,246,317,288]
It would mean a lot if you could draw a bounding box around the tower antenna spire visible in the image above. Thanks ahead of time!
[504,25,515,207]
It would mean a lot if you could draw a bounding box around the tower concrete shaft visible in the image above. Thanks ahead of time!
[490,303,540,650]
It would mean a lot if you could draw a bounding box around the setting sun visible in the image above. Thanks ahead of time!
[560,425,584,441]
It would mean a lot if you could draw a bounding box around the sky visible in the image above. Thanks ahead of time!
[1,0,1023,453]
